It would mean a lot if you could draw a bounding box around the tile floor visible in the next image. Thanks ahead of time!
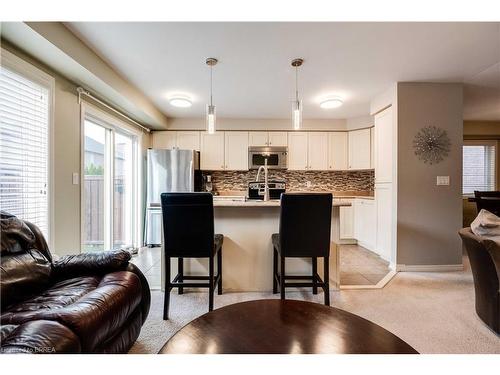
[131,244,390,289]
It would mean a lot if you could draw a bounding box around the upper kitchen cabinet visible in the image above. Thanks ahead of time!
[348,128,371,170]
[152,131,176,149]
[200,132,225,170]
[374,107,393,183]
[224,131,249,170]
[248,132,269,147]
[248,131,288,147]
[308,132,329,170]
[268,132,288,147]
[328,132,348,170]
[287,132,308,170]
[176,131,200,151]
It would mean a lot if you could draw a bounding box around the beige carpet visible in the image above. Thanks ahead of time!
[129,257,500,354]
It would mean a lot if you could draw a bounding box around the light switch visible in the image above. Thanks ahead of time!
[436,176,450,186]
[72,173,79,185]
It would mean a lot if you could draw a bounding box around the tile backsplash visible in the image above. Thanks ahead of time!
[203,170,374,193]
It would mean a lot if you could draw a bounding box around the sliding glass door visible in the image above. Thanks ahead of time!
[83,113,137,252]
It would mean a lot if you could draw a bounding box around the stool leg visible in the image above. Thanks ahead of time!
[217,248,223,295]
[209,254,214,311]
[178,257,183,295]
[280,256,285,300]
[324,256,330,306]
[273,247,278,294]
[312,257,318,295]
[163,257,171,320]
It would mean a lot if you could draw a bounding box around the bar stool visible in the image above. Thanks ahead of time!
[272,193,332,305]
[160,192,223,320]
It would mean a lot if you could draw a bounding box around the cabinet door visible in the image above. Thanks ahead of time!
[348,128,371,170]
[370,127,375,169]
[268,132,288,146]
[287,132,308,170]
[328,132,348,170]
[176,131,200,151]
[375,185,392,262]
[374,107,393,183]
[353,199,363,241]
[364,200,376,251]
[308,132,328,170]
[152,131,176,149]
[249,132,268,146]
[224,131,249,170]
[200,132,225,170]
[340,203,354,239]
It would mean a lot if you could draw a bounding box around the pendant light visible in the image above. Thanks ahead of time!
[206,57,218,134]
[291,58,303,130]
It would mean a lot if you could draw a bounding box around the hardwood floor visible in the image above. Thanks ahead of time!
[132,243,390,289]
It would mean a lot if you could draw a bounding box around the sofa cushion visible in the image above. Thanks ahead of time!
[0,320,81,354]
[1,271,142,352]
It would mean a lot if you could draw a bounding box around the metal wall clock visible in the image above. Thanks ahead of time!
[412,126,451,165]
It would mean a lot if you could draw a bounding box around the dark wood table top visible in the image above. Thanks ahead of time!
[159,299,418,354]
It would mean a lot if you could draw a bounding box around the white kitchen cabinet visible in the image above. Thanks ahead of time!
[224,131,249,170]
[308,132,329,170]
[176,131,200,151]
[200,132,225,170]
[374,107,393,183]
[248,132,269,147]
[348,128,371,170]
[354,198,376,251]
[152,131,176,149]
[328,132,348,170]
[370,128,375,169]
[375,184,392,262]
[340,202,355,240]
[268,132,287,146]
[287,132,309,170]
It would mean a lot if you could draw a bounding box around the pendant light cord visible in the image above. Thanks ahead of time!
[210,65,213,106]
[295,65,299,102]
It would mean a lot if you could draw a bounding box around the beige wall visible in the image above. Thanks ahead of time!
[397,83,463,266]
[2,40,151,256]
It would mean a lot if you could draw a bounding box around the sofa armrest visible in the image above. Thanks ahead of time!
[125,263,151,323]
[52,250,131,280]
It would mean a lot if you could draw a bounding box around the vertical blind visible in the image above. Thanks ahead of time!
[462,144,496,195]
[0,65,50,238]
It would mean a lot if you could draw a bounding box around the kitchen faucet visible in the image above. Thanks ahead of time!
[255,158,270,201]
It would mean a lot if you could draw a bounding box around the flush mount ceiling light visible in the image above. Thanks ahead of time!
[206,57,218,134]
[320,97,344,109]
[291,58,303,131]
[168,96,192,108]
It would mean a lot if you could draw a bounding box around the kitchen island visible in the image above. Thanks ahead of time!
[167,198,351,292]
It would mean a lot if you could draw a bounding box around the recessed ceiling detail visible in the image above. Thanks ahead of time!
[65,22,500,120]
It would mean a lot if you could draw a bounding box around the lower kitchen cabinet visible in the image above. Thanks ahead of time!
[339,201,355,240]
[354,198,376,251]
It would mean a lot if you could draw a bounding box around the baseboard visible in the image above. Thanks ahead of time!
[396,264,464,272]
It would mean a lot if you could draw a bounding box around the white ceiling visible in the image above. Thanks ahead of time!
[65,22,500,120]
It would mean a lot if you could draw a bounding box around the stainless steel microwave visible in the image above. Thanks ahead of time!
[248,146,288,169]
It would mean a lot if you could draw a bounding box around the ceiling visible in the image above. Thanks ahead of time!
[65,22,500,120]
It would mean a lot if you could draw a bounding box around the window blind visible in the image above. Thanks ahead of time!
[463,144,496,195]
[0,65,50,238]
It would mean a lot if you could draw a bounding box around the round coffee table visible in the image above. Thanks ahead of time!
[159,299,418,354]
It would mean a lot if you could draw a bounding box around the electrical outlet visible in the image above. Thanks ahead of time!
[306,181,312,188]
[436,176,450,186]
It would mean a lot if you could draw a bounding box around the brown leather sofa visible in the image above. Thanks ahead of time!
[0,211,151,353]
[459,228,500,334]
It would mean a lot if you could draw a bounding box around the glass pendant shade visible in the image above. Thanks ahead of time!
[292,100,302,130]
[206,104,216,134]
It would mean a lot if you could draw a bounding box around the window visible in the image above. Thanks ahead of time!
[0,49,54,241]
[82,106,140,252]
[463,140,496,195]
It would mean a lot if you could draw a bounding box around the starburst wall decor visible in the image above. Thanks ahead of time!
[412,126,451,165]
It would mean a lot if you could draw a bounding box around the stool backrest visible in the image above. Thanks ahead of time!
[279,193,332,257]
[474,191,500,216]
[161,192,215,258]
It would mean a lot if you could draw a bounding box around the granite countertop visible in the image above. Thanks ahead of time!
[216,190,374,200]
[212,196,352,207]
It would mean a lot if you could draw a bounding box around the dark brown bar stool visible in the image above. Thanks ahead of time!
[272,193,332,306]
[160,192,223,320]
[473,190,500,216]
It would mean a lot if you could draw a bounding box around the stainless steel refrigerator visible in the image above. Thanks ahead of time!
[145,148,201,246]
